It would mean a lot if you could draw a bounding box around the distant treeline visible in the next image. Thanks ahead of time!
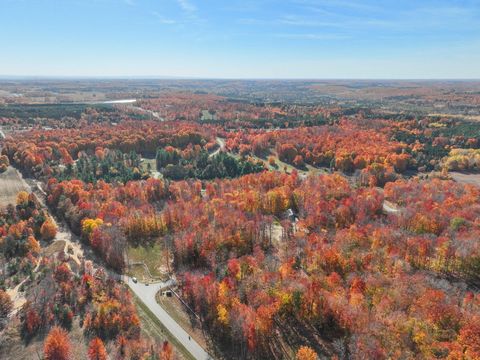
[200,115,329,128]
[0,103,115,120]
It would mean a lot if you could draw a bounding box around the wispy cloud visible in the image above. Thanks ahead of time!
[174,0,206,24]
[152,11,177,25]
[293,0,381,13]
[279,15,341,28]
[275,33,350,40]
[277,3,480,32]
[123,0,135,6]
[176,0,196,13]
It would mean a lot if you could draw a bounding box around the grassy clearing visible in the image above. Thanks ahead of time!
[127,243,169,281]
[251,151,328,178]
[141,157,163,179]
[127,263,149,282]
[141,158,157,172]
[429,113,480,122]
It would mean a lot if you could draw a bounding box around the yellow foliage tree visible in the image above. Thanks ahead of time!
[82,218,104,237]
[217,304,229,325]
[16,191,29,207]
[0,155,9,173]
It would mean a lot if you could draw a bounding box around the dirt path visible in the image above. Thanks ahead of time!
[6,257,42,315]
[23,177,85,264]
[270,221,287,260]
[54,220,85,266]
[4,178,85,315]
[383,200,401,214]
[5,216,85,314]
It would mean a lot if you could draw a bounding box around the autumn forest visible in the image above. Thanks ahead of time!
[1,80,480,360]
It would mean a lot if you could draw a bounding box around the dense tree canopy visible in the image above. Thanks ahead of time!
[2,99,480,359]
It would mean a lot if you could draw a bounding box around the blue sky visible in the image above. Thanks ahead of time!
[1,0,479,78]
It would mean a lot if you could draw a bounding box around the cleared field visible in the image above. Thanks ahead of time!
[127,243,170,281]
[450,172,480,187]
[429,113,480,122]
[141,157,157,171]
[0,166,28,208]
[141,157,163,179]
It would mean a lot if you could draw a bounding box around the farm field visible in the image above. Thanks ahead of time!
[0,166,28,207]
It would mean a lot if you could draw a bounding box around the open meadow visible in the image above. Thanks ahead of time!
[0,166,27,207]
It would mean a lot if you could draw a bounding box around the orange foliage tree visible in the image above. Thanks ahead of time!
[88,337,108,360]
[0,290,13,319]
[296,346,317,360]
[40,218,57,240]
[44,326,71,360]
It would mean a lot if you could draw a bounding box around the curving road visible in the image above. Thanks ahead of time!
[382,200,401,214]
[209,137,225,158]
[126,277,212,360]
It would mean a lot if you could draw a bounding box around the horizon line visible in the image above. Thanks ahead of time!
[1,75,480,81]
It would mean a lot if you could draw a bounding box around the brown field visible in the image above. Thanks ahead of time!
[0,166,28,208]
[450,172,480,187]
[429,113,480,121]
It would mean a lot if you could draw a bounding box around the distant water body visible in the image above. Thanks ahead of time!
[102,99,137,104]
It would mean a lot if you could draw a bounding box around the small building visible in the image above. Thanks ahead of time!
[162,290,173,297]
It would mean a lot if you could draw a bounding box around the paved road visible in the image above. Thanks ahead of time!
[126,277,212,360]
